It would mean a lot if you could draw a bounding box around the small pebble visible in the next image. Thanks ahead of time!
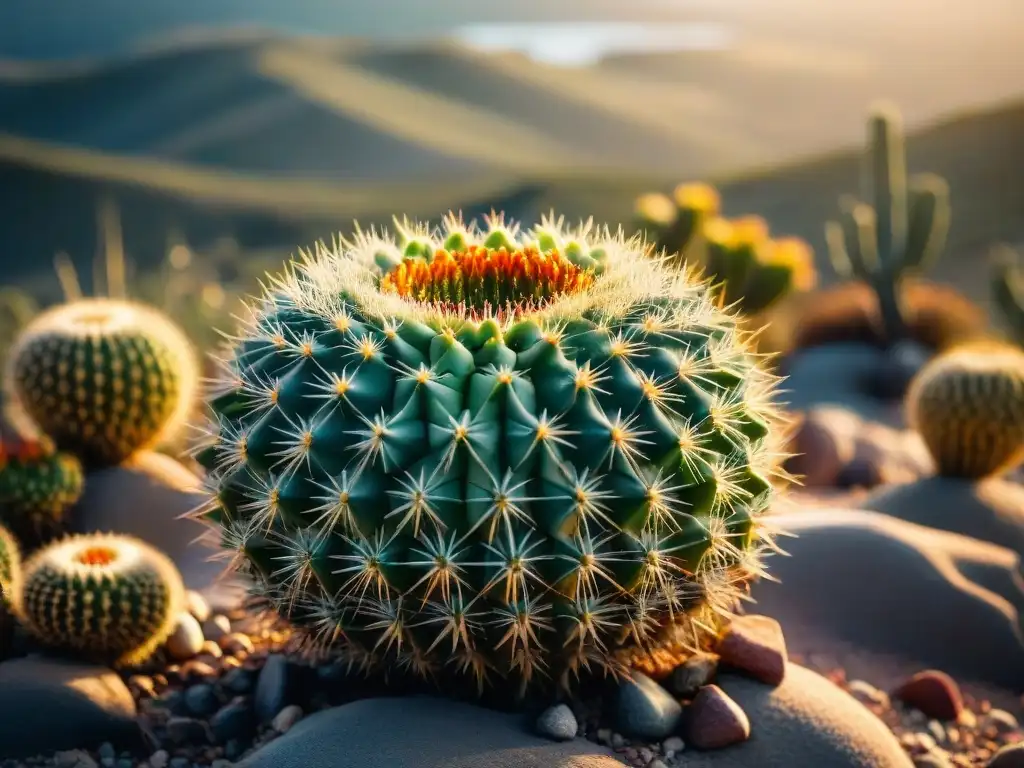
[54,751,98,768]
[662,736,685,755]
[211,699,256,743]
[149,752,169,768]
[186,591,211,623]
[717,614,787,686]
[184,683,221,717]
[616,671,682,739]
[685,684,751,750]
[913,753,953,768]
[255,654,292,723]
[200,640,224,659]
[847,679,890,709]
[221,667,255,694]
[168,758,190,768]
[165,716,209,745]
[989,743,1024,768]
[892,670,964,722]
[272,704,304,734]
[982,709,1020,736]
[667,655,717,699]
[535,704,578,741]
[204,615,232,643]
[221,632,255,656]
[166,612,205,661]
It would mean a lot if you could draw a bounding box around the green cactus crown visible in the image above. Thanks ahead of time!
[197,212,784,693]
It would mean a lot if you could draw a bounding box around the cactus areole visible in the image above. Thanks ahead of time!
[197,213,783,693]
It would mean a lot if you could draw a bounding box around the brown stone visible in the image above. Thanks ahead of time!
[685,685,751,750]
[892,670,964,722]
[717,615,787,686]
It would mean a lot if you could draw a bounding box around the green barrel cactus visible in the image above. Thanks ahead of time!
[906,343,1024,479]
[702,216,817,315]
[0,430,84,537]
[991,244,1024,345]
[195,212,783,693]
[634,182,721,261]
[825,105,951,344]
[4,297,199,467]
[14,532,185,665]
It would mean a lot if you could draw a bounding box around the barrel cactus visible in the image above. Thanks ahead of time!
[0,429,83,537]
[14,532,185,665]
[906,343,1024,479]
[195,212,783,693]
[702,216,817,315]
[825,105,951,344]
[0,523,20,603]
[634,183,721,261]
[4,298,199,467]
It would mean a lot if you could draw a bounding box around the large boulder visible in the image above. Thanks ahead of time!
[67,451,246,611]
[237,696,626,768]
[0,655,142,759]
[750,509,1024,702]
[862,476,1024,557]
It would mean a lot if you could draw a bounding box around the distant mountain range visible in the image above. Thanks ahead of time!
[0,24,1022,312]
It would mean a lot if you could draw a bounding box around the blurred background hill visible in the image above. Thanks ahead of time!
[0,0,1022,308]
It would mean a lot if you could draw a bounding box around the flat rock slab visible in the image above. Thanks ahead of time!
[680,665,913,768]
[0,655,142,759]
[67,451,247,612]
[751,508,1024,699]
[238,696,626,768]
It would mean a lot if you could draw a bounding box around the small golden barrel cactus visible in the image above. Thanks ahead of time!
[0,523,20,604]
[0,429,84,537]
[634,182,721,260]
[4,298,199,467]
[906,344,1024,479]
[14,532,185,665]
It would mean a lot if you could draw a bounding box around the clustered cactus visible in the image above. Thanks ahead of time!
[702,216,817,316]
[4,298,198,467]
[825,105,951,344]
[13,532,185,665]
[633,183,721,261]
[906,343,1024,479]
[195,212,783,694]
[0,429,84,538]
[991,245,1024,345]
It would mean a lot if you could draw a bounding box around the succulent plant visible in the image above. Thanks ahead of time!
[825,105,951,344]
[905,343,1024,479]
[634,183,721,261]
[702,216,817,316]
[14,532,185,665]
[194,212,784,694]
[991,244,1024,345]
[4,298,199,467]
[0,428,84,538]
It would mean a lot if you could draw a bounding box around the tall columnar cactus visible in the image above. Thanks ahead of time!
[14,532,185,665]
[702,216,817,315]
[0,429,84,537]
[634,183,721,261]
[825,106,951,344]
[991,245,1024,345]
[195,212,784,694]
[906,343,1024,479]
[4,298,199,467]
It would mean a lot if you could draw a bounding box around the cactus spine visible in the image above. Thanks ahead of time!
[5,298,199,467]
[196,212,784,694]
[14,532,185,665]
[906,344,1024,479]
[991,244,1024,345]
[825,106,951,343]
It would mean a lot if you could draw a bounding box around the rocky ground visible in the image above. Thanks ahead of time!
[2,595,1021,768]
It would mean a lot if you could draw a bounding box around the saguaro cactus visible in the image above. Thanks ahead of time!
[825,106,951,344]
[991,244,1024,344]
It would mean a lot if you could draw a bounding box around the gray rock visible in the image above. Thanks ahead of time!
[211,699,255,744]
[66,451,248,612]
[271,704,304,734]
[751,508,1024,698]
[184,683,220,718]
[678,664,913,767]
[165,716,209,745]
[237,696,626,768]
[863,476,1024,559]
[615,671,682,740]
[0,655,141,759]
[536,704,578,741]
[667,655,717,699]
[254,654,292,723]
[54,751,98,768]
